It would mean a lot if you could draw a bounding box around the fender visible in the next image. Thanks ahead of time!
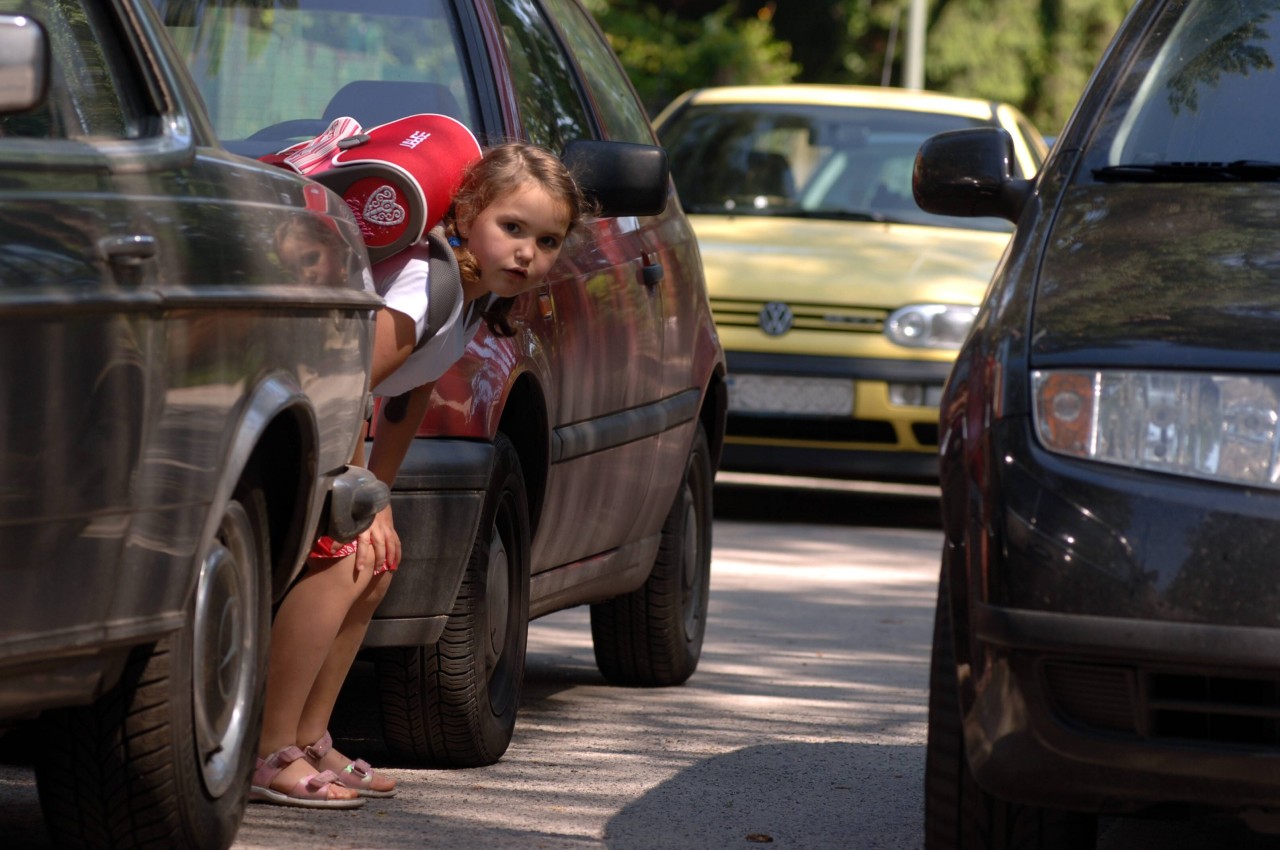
[196,371,325,601]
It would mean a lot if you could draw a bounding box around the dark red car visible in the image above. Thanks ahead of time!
[156,0,728,769]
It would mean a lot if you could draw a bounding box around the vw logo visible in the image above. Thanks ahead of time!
[758,301,794,336]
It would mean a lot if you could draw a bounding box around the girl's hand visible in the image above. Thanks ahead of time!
[363,504,400,574]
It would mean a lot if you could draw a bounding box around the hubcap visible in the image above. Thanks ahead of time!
[679,482,702,639]
[192,502,259,797]
[484,523,510,674]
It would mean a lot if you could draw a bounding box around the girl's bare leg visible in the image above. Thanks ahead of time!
[297,569,398,793]
[257,554,375,799]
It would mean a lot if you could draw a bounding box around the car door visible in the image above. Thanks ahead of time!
[0,3,161,692]
[491,0,667,573]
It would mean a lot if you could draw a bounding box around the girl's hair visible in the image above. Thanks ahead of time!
[273,213,357,279]
[442,142,592,337]
[274,213,351,259]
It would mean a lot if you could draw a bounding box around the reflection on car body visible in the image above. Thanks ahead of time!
[915,0,1280,844]
[655,85,1047,483]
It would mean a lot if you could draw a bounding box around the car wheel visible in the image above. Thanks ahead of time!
[925,564,1097,850]
[377,433,530,768]
[590,422,713,687]
[36,478,271,850]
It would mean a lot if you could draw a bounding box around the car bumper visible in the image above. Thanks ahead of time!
[723,350,947,481]
[968,602,1280,814]
[964,418,1280,813]
[363,437,493,649]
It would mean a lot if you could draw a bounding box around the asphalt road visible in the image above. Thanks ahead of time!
[4,474,1280,848]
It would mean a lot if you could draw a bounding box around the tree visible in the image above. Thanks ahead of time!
[582,0,799,116]
[924,0,1133,133]
[600,0,1134,135]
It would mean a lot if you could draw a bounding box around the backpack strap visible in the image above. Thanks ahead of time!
[419,224,462,347]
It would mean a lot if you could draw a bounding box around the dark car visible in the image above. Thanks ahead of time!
[0,3,386,849]
[153,0,728,770]
[914,0,1280,845]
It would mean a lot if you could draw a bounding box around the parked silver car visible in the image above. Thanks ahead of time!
[0,4,384,848]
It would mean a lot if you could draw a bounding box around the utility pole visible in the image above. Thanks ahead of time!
[904,0,926,90]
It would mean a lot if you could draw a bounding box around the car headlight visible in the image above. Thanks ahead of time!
[885,304,978,349]
[1033,369,1280,488]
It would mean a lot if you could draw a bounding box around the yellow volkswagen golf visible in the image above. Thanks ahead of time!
[655,85,1047,483]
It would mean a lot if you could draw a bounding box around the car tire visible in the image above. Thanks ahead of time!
[377,432,531,768]
[589,421,713,687]
[925,564,1097,850]
[36,478,272,850]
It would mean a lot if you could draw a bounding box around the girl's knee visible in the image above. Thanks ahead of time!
[363,572,392,606]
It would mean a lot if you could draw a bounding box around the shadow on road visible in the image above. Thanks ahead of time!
[604,741,919,849]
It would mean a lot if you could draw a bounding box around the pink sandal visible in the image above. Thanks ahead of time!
[248,745,364,809]
[304,730,397,798]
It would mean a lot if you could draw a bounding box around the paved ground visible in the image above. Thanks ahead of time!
[5,479,1280,848]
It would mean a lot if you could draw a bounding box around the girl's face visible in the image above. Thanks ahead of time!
[459,181,571,302]
[278,228,347,287]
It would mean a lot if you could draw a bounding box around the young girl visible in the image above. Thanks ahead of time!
[250,141,589,808]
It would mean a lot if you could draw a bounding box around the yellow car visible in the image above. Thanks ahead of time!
[655,84,1047,483]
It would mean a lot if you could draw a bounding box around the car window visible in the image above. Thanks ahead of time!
[152,0,476,159]
[661,102,1013,233]
[0,0,144,140]
[1091,0,1280,169]
[491,0,593,152]
[540,0,654,145]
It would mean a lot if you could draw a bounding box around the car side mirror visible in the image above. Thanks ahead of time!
[0,15,49,115]
[563,140,669,218]
[913,127,1032,224]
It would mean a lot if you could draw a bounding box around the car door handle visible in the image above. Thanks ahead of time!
[97,234,157,267]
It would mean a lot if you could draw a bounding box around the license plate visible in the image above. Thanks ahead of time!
[726,374,854,416]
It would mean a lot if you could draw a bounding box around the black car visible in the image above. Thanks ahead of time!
[914,0,1280,846]
[0,2,387,849]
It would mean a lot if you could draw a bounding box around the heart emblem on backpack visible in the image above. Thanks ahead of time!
[363,185,406,227]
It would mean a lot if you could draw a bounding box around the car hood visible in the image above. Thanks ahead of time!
[1033,183,1280,368]
[688,214,1008,308]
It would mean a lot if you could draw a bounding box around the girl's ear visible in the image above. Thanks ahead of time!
[453,202,474,238]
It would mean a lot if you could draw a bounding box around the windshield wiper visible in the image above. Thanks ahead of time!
[1094,160,1280,182]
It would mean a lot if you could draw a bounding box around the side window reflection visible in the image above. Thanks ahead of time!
[492,0,592,152]
[541,0,654,145]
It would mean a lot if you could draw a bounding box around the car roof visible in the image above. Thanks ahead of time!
[675,84,999,121]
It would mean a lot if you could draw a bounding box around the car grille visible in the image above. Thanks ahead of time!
[711,298,888,334]
[1044,660,1280,749]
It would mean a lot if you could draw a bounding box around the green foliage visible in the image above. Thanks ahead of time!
[582,1,799,116]
[924,0,1134,134]
[599,0,1135,136]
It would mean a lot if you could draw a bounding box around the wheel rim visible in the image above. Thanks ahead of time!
[484,489,524,719]
[679,478,705,642]
[192,501,260,797]
[484,521,510,675]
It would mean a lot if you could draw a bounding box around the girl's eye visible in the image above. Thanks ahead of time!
[501,221,520,234]
[299,249,322,267]
[538,235,561,250]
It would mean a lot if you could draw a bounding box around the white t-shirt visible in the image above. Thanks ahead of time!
[365,239,494,398]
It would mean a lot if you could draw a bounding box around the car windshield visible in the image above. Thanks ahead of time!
[660,102,1013,232]
[151,0,475,159]
[1089,0,1280,176]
